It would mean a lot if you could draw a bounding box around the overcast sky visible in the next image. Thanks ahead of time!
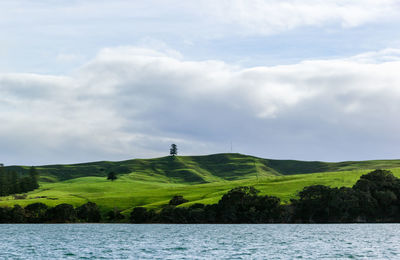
[2,0,400,165]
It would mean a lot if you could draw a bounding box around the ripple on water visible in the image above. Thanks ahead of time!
[0,224,400,259]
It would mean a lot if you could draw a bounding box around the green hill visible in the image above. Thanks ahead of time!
[6,153,277,183]
[2,153,400,215]
[7,153,400,183]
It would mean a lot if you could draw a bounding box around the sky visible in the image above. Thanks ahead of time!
[2,0,400,165]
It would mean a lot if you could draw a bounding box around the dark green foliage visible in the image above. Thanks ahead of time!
[11,205,26,223]
[217,186,260,223]
[46,203,77,223]
[130,207,151,223]
[25,203,48,223]
[106,208,125,222]
[170,144,178,156]
[352,169,400,221]
[0,207,11,223]
[216,186,283,223]
[0,205,27,223]
[0,166,39,196]
[353,169,399,193]
[0,202,104,223]
[113,166,130,174]
[28,166,39,190]
[169,195,188,206]
[76,202,101,222]
[0,168,8,196]
[188,203,206,222]
[290,169,400,223]
[107,171,117,181]
[10,171,20,194]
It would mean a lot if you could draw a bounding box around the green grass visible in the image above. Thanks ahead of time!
[3,153,400,215]
[6,153,280,183]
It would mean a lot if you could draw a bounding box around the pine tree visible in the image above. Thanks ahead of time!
[29,166,39,190]
[0,167,8,196]
[10,171,20,194]
[170,144,178,156]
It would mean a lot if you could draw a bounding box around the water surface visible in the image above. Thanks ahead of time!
[1,224,399,259]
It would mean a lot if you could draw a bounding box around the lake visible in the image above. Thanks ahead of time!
[1,224,399,259]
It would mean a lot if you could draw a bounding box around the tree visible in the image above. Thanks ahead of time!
[0,207,11,223]
[0,167,8,196]
[130,207,150,223]
[217,186,261,223]
[170,144,178,156]
[169,195,188,206]
[28,166,39,190]
[46,203,76,223]
[9,171,20,194]
[353,169,400,220]
[107,171,117,181]
[25,203,48,223]
[10,205,26,223]
[106,207,124,222]
[76,202,101,222]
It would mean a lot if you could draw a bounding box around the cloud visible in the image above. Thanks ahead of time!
[202,0,400,34]
[2,0,400,76]
[348,48,400,63]
[2,0,400,37]
[2,46,400,165]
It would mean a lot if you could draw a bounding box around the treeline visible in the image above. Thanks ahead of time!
[130,169,400,223]
[0,166,39,196]
[0,202,105,223]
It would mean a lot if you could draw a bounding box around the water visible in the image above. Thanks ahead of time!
[1,224,400,259]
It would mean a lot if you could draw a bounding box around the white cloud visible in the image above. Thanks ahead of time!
[2,46,400,164]
[203,0,400,34]
[1,0,400,76]
[2,0,400,37]
[348,48,400,63]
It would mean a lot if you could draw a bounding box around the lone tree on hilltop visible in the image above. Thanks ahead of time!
[107,171,117,181]
[170,144,178,156]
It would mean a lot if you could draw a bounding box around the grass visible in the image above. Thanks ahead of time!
[3,153,400,215]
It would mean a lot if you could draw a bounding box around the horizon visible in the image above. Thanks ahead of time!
[3,152,400,167]
[2,1,400,165]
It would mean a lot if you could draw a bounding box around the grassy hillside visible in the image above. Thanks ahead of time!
[5,153,280,183]
[2,153,400,215]
[7,153,400,182]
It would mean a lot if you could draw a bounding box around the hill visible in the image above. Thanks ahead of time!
[2,153,400,215]
[6,153,400,183]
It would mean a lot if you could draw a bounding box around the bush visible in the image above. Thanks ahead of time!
[169,195,188,206]
[25,203,48,223]
[77,202,101,222]
[130,207,150,223]
[46,203,77,223]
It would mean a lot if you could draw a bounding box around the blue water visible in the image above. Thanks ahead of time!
[1,224,399,259]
